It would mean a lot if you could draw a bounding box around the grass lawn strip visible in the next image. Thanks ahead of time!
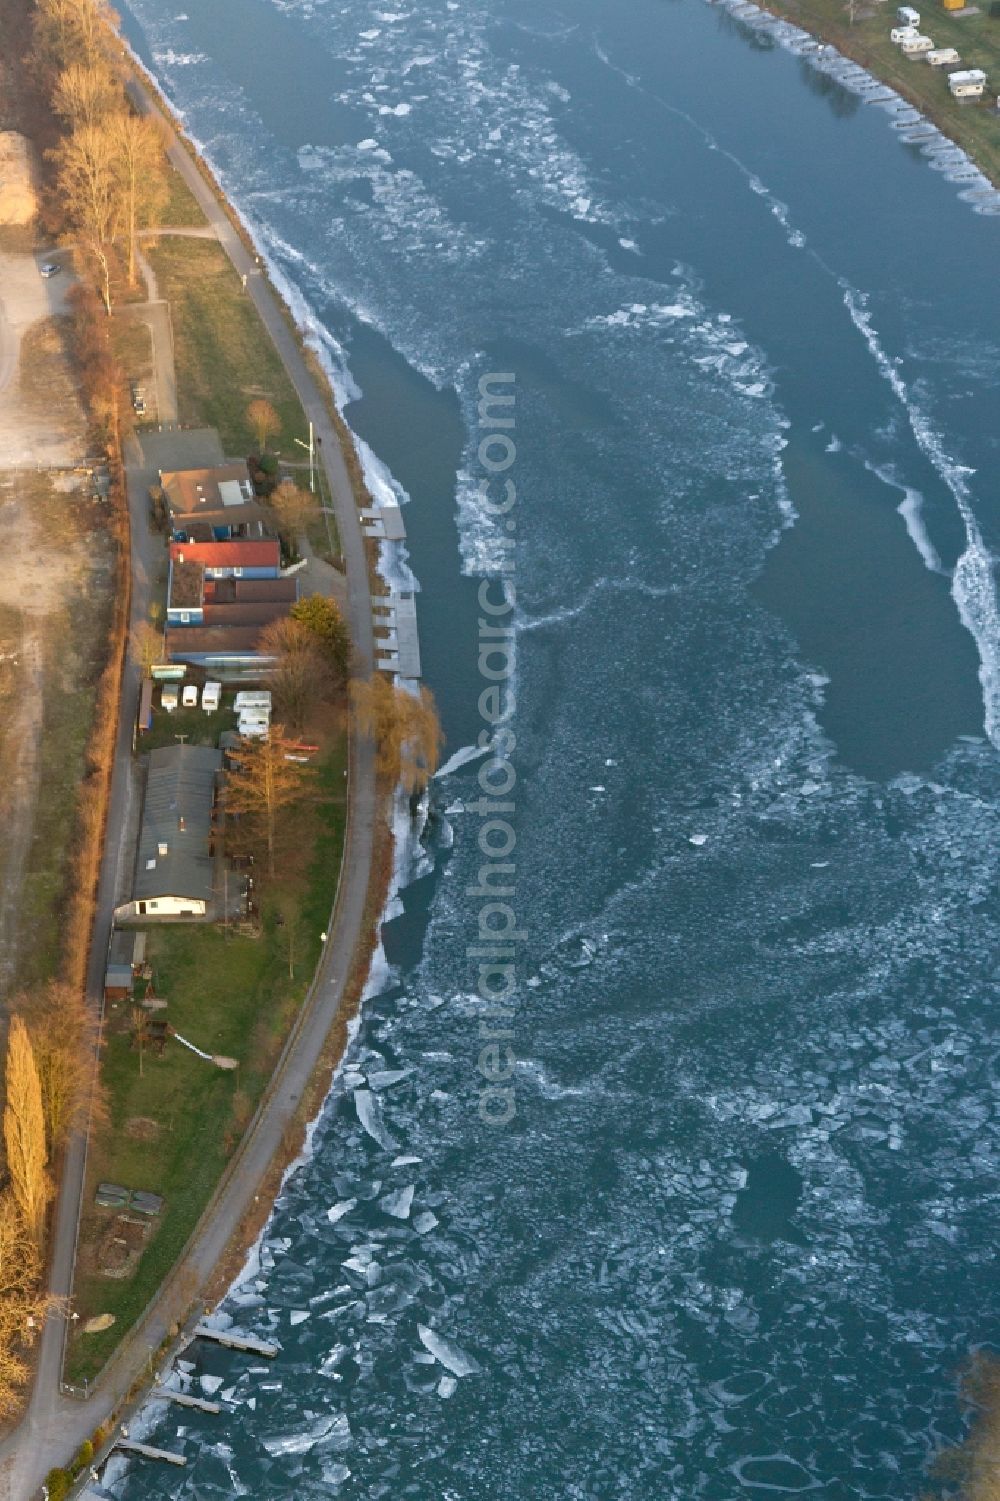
[146,237,310,457]
[67,728,348,1383]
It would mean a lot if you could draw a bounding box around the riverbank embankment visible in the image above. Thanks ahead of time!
[741,0,1000,185]
[0,35,403,1501]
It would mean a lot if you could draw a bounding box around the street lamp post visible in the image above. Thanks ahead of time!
[293,421,316,492]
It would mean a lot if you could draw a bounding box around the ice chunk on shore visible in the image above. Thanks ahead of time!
[413,1211,438,1235]
[327,1199,357,1224]
[418,1324,481,1377]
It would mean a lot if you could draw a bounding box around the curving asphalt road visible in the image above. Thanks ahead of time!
[0,74,379,1501]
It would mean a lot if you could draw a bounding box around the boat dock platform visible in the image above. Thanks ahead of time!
[116,1440,186,1466]
[361,503,406,542]
[372,591,422,682]
[192,1322,279,1357]
[153,1384,222,1413]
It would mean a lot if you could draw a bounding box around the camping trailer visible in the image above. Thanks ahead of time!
[238,717,270,739]
[202,680,222,712]
[900,32,934,54]
[896,4,920,22]
[927,47,960,66]
[890,25,918,43]
[948,67,986,96]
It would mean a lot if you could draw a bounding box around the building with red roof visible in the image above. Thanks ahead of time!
[168,539,281,578]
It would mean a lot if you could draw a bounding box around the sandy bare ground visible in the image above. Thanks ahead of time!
[0,246,89,995]
[0,247,83,468]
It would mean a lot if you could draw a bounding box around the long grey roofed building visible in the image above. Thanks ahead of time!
[117,744,222,920]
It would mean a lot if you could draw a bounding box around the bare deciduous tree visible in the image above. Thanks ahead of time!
[132,619,165,677]
[51,121,123,313]
[130,1006,151,1078]
[269,479,319,552]
[31,0,116,85]
[259,615,328,732]
[52,59,121,129]
[15,982,107,1153]
[350,677,444,793]
[247,398,280,454]
[226,727,311,876]
[110,111,167,286]
[0,1191,47,1417]
[3,1019,50,1246]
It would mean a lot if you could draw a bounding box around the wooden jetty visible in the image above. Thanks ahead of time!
[116,1439,186,1466]
[361,503,406,542]
[153,1384,222,1414]
[371,591,422,681]
[193,1322,278,1357]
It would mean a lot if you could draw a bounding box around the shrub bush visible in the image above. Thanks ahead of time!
[45,1468,70,1501]
[72,1438,94,1474]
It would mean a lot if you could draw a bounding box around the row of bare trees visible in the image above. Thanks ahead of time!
[0,983,104,1415]
[32,0,167,311]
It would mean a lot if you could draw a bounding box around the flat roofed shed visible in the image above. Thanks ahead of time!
[133,744,221,905]
[206,576,298,605]
[103,964,133,995]
[165,625,273,659]
[170,559,205,609]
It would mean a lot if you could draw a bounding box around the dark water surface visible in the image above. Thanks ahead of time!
[108,0,1000,1495]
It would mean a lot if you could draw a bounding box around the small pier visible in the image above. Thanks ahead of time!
[371,592,422,681]
[153,1384,222,1413]
[361,503,406,542]
[116,1440,187,1466]
[193,1322,279,1357]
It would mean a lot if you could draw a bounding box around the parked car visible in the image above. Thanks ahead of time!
[39,261,60,279]
[129,1190,164,1218]
[182,684,199,708]
[95,1183,128,1209]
